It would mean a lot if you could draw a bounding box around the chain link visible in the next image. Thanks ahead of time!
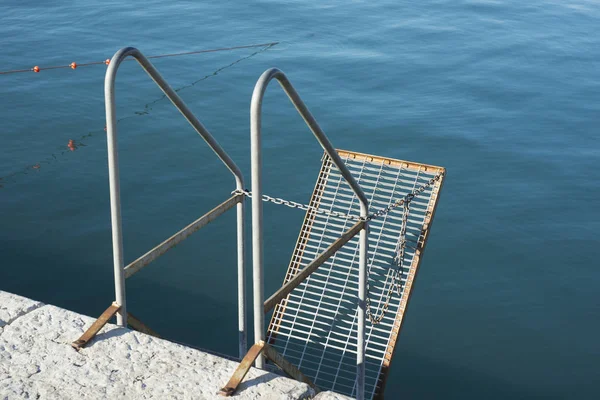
[232,189,361,221]
[366,172,444,221]
[232,171,443,222]
[364,171,443,324]
[233,170,444,325]
[365,199,410,324]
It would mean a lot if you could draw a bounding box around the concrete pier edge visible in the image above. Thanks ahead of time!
[1,291,350,399]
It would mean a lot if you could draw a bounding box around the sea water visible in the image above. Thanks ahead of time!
[1,1,598,398]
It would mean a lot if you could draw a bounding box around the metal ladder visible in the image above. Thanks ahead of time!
[73,48,446,400]
[221,69,446,400]
[72,47,248,359]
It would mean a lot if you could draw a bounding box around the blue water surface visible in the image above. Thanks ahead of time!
[1,1,599,398]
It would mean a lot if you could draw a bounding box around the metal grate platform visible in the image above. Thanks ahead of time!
[266,149,445,399]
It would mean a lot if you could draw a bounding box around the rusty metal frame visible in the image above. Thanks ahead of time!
[373,167,445,398]
[336,149,446,175]
[218,341,318,397]
[265,149,445,399]
[337,150,446,399]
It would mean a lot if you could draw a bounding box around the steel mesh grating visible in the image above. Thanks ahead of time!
[266,150,445,399]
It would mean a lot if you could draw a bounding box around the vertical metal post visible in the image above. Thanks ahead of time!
[250,68,369,375]
[357,216,368,400]
[237,196,247,358]
[105,46,248,335]
[105,53,127,327]
[251,84,265,368]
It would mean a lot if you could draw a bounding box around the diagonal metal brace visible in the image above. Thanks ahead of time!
[264,220,364,313]
[71,302,121,350]
[218,341,318,396]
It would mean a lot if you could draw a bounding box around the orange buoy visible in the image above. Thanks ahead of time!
[33,66,40,73]
[70,62,77,69]
[104,59,110,65]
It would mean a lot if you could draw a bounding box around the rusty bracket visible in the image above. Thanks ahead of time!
[71,302,121,350]
[218,341,318,396]
[127,312,161,338]
[218,341,266,396]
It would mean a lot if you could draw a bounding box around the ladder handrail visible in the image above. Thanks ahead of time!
[250,68,368,211]
[104,47,247,357]
[249,68,369,400]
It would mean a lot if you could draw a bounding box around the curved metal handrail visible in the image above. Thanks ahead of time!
[249,68,369,399]
[250,68,368,211]
[104,47,246,356]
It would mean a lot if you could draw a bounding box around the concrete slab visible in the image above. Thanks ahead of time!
[0,291,44,329]
[314,391,354,400]
[0,291,315,399]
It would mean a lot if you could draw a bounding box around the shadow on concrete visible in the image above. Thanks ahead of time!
[236,372,280,394]
[87,326,130,348]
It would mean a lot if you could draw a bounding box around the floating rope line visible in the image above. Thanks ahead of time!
[0,43,277,187]
[0,42,278,75]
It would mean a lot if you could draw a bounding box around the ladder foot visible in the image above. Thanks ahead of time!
[71,302,121,350]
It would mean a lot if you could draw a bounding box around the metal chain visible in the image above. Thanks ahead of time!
[365,200,409,324]
[232,189,360,221]
[364,172,443,324]
[367,172,444,221]
[233,170,444,326]
[232,171,443,222]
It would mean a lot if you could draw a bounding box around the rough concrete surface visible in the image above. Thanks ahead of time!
[313,391,354,400]
[0,292,43,333]
[0,291,316,399]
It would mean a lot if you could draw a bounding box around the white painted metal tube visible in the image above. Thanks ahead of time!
[250,81,265,368]
[237,198,247,358]
[250,68,369,380]
[105,46,246,349]
[357,226,368,400]
[105,50,127,327]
